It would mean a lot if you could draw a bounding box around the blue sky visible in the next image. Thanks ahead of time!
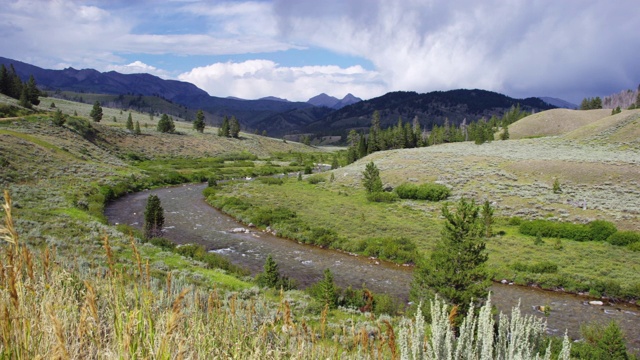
[1,0,639,103]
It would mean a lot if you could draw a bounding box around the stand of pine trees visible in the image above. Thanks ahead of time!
[346,106,529,164]
[0,64,40,108]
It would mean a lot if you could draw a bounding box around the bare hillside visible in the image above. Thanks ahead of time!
[565,110,640,148]
[508,109,610,139]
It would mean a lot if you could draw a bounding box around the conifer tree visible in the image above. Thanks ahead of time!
[144,194,164,239]
[193,109,205,133]
[257,254,280,288]
[18,87,31,109]
[362,161,383,194]
[52,109,66,126]
[157,114,174,133]
[318,269,337,308]
[230,115,240,138]
[218,116,230,137]
[90,101,103,122]
[134,121,141,135]
[126,112,134,131]
[26,75,40,106]
[410,198,490,326]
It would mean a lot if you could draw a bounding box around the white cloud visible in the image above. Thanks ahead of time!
[178,60,385,101]
[106,61,170,78]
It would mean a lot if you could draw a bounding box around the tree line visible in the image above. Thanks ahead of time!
[345,105,528,163]
[0,64,41,109]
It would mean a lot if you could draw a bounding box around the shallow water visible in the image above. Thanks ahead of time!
[105,183,639,352]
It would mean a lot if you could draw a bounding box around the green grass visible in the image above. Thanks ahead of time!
[211,177,640,299]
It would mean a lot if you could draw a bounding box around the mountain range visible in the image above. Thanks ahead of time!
[1,56,557,138]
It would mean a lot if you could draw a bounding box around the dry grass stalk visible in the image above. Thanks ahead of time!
[158,288,190,357]
[43,247,50,283]
[23,246,34,283]
[0,190,19,250]
[448,304,458,327]
[48,305,70,360]
[166,271,172,296]
[130,235,143,279]
[320,303,328,340]
[103,234,115,276]
[383,320,397,360]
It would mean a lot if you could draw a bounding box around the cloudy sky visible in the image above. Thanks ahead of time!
[1,0,638,103]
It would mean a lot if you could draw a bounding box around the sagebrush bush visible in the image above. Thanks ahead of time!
[366,191,398,203]
[607,231,640,246]
[306,175,325,184]
[394,182,451,201]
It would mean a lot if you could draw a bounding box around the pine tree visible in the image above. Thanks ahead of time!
[26,75,40,106]
[500,125,510,140]
[318,269,338,308]
[134,121,141,135]
[52,109,66,126]
[362,161,383,194]
[230,115,240,138]
[126,112,134,131]
[18,87,31,109]
[482,200,494,238]
[218,116,230,137]
[157,114,174,133]
[144,194,164,239]
[257,254,280,288]
[90,101,103,122]
[0,65,9,96]
[410,198,490,326]
[597,321,629,359]
[193,109,205,133]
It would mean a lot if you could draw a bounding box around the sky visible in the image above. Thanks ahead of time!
[1,0,638,104]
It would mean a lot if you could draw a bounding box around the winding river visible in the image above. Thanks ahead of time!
[105,183,639,352]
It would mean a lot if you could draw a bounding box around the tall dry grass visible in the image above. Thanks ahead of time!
[0,190,398,359]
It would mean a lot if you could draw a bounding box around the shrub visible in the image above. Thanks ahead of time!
[202,187,217,198]
[356,237,418,264]
[149,237,176,251]
[519,220,591,241]
[258,177,284,185]
[508,216,523,226]
[606,231,640,246]
[395,182,451,201]
[310,227,339,248]
[512,261,558,274]
[250,206,296,227]
[306,175,325,184]
[588,220,617,242]
[366,191,398,203]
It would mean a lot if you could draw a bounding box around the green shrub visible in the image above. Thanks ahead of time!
[508,216,523,226]
[202,187,217,198]
[258,177,284,185]
[149,237,176,251]
[512,261,558,274]
[519,220,591,241]
[628,242,640,252]
[588,220,617,242]
[606,231,640,246]
[395,182,450,201]
[366,191,398,203]
[356,237,418,264]
[250,206,296,227]
[310,227,339,248]
[306,175,325,184]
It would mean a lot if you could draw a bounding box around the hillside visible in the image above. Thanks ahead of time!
[508,108,611,139]
[306,89,556,135]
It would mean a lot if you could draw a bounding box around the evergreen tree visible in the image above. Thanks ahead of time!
[134,121,141,135]
[230,115,240,138]
[318,269,338,308]
[362,161,383,194]
[262,130,267,137]
[157,113,174,133]
[126,112,134,131]
[481,200,494,238]
[257,255,280,287]
[500,125,510,140]
[8,65,22,99]
[52,109,66,126]
[26,75,40,106]
[90,101,103,122]
[331,156,339,170]
[143,194,165,239]
[218,116,230,137]
[0,64,10,96]
[19,87,31,109]
[410,198,490,326]
[357,132,368,158]
[580,98,590,110]
[193,109,205,133]
[597,321,629,359]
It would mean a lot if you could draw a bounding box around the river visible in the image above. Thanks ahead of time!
[105,183,639,352]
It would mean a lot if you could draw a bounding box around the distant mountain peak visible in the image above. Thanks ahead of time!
[307,93,362,109]
[259,96,290,102]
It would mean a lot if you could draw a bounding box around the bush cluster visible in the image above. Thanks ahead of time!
[258,177,284,185]
[394,182,451,201]
[306,175,325,184]
[355,237,419,264]
[512,261,558,274]
[519,219,609,242]
[366,191,398,203]
[606,231,640,246]
[175,244,249,276]
[250,206,297,227]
